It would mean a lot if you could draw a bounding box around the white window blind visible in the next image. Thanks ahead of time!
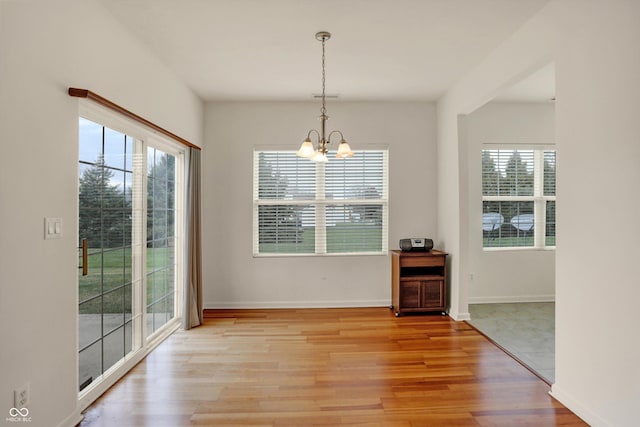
[482,147,556,249]
[253,149,388,256]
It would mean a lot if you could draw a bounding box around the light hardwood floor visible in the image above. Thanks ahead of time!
[79,308,586,426]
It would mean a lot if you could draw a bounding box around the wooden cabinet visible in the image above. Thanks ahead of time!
[391,250,447,316]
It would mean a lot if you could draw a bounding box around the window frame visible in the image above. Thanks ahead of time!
[481,144,556,251]
[253,147,389,257]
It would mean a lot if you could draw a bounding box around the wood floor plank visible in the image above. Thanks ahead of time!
[79,308,586,426]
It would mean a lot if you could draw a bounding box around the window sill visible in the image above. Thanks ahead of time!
[482,246,556,253]
[253,251,388,258]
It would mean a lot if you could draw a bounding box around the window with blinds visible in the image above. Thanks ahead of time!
[253,149,388,256]
[482,147,556,249]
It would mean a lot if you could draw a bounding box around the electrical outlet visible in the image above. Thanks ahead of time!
[14,383,29,408]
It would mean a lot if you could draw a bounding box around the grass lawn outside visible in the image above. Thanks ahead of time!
[483,236,556,248]
[79,247,174,314]
[259,223,383,254]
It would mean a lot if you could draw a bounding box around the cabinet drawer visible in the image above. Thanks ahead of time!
[400,256,444,268]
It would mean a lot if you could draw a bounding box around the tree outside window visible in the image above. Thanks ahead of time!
[482,148,555,249]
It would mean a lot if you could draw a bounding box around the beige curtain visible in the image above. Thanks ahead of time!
[183,147,203,330]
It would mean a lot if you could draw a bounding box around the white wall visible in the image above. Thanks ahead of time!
[203,102,436,308]
[552,1,640,425]
[437,0,640,425]
[0,1,202,426]
[465,102,555,303]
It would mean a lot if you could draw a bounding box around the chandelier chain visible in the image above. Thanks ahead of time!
[321,37,326,116]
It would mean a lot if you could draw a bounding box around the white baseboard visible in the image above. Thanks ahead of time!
[205,300,390,309]
[468,294,555,304]
[550,384,610,427]
[57,410,84,427]
[449,311,471,321]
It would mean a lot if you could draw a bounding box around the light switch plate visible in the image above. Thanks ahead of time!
[44,217,63,239]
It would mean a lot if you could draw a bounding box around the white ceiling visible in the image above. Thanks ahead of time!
[98,0,552,102]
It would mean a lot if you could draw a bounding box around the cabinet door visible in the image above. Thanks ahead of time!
[399,281,421,308]
[422,280,444,309]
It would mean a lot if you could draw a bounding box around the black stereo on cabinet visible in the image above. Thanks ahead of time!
[399,238,433,252]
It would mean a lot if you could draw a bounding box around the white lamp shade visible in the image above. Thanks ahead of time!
[336,141,354,158]
[311,151,328,162]
[297,140,315,158]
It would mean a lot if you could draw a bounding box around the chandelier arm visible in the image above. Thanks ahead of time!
[327,130,344,143]
[307,129,320,142]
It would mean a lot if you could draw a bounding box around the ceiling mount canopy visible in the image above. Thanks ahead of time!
[297,31,354,162]
[315,30,331,42]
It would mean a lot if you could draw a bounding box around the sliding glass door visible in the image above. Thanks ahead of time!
[78,112,183,397]
[78,118,135,392]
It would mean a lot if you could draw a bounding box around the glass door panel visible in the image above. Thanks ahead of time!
[146,147,177,337]
[78,118,134,392]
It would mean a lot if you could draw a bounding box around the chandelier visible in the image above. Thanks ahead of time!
[296,31,354,162]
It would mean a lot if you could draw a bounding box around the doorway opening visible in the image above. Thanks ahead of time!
[462,63,556,382]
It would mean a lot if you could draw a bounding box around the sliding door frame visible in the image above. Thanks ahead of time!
[143,138,185,341]
[77,100,185,411]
